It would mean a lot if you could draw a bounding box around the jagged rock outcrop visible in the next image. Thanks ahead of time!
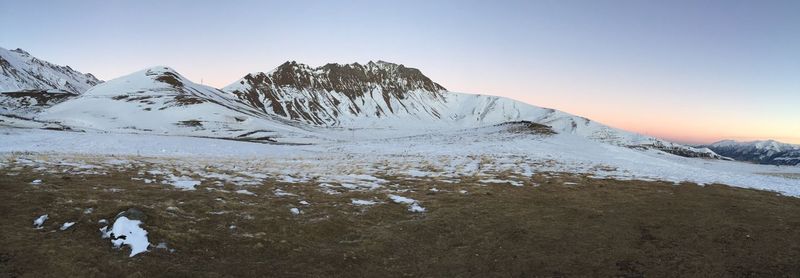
[224,61,447,125]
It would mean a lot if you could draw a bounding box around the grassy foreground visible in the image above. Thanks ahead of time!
[1,166,800,277]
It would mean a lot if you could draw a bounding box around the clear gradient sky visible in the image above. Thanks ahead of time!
[1,0,798,144]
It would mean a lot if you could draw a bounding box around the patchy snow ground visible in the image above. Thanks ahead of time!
[1,128,799,196]
[162,175,201,191]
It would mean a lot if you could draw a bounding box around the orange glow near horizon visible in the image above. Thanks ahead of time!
[517,94,800,145]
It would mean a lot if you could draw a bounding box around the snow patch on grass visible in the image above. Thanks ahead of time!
[163,174,200,190]
[100,216,150,257]
[60,222,75,231]
[351,199,378,206]
[235,189,256,196]
[388,194,426,213]
[33,214,48,229]
[480,179,523,187]
[274,189,297,197]
[388,194,416,204]
[408,203,426,212]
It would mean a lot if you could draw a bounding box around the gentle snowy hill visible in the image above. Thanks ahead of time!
[705,140,800,166]
[0,46,101,115]
[224,61,721,158]
[38,66,319,143]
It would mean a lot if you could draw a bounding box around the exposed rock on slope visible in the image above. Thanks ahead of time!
[224,61,447,125]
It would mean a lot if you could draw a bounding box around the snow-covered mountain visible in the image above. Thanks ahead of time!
[0,47,101,94]
[224,61,721,158]
[0,50,722,159]
[704,140,800,166]
[38,66,317,143]
[1,46,101,115]
[223,61,447,126]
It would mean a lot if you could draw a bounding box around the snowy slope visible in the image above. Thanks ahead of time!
[705,140,800,166]
[0,91,79,116]
[0,47,101,94]
[38,66,320,144]
[2,127,798,196]
[224,61,721,158]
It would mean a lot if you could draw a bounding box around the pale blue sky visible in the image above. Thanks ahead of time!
[1,0,798,143]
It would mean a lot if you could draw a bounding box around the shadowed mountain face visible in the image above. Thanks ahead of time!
[704,140,800,166]
[223,61,447,125]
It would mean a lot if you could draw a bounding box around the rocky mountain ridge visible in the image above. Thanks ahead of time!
[704,140,800,166]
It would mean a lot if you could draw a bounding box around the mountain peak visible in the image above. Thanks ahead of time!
[10,48,31,56]
[246,60,446,92]
[143,66,179,75]
[143,66,184,87]
[269,60,425,76]
[223,60,446,125]
[276,61,314,71]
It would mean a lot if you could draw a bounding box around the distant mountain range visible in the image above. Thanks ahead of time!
[703,140,800,166]
[0,46,737,160]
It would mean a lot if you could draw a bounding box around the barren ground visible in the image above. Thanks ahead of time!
[2,163,800,277]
